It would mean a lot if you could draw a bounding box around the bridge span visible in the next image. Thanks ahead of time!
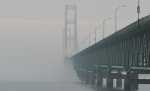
[71,15,150,91]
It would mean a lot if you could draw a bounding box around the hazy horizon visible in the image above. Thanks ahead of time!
[0,0,149,82]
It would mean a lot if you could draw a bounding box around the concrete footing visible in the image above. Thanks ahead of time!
[79,69,139,91]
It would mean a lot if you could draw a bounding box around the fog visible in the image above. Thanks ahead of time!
[0,18,62,81]
[0,0,149,83]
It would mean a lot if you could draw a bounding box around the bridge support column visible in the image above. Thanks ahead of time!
[94,73,98,86]
[90,72,95,85]
[116,71,123,89]
[97,74,103,87]
[94,73,103,87]
[130,72,138,91]
[102,77,107,88]
[124,74,131,91]
[107,75,113,89]
[116,78,122,89]
[124,71,138,91]
[87,71,95,85]
[84,71,90,84]
[87,71,92,84]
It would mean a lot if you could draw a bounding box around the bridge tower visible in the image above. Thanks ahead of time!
[63,4,78,59]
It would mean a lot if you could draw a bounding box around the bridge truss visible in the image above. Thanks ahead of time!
[72,15,150,91]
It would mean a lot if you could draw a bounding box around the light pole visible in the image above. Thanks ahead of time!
[114,5,127,32]
[137,0,141,26]
[102,17,112,39]
[94,27,97,43]
[89,31,91,46]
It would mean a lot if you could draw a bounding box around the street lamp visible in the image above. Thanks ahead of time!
[137,0,141,27]
[94,27,98,43]
[102,17,112,39]
[89,31,91,46]
[114,5,127,32]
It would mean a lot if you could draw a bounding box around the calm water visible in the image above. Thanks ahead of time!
[0,82,94,91]
[0,82,148,91]
[0,61,149,91]
[0,61,93,91]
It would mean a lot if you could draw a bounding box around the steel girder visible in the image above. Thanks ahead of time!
[72,15,150,70]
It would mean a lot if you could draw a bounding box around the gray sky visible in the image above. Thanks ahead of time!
[0,0,149,82]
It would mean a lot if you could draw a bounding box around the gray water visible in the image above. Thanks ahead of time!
[0,61,94,91]
[0,61,149,91]
[0,82,93,91]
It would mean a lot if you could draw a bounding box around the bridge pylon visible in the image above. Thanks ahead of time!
[63,4,78,60]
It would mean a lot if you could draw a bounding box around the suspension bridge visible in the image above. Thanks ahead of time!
[71,14,150,91]
[63,1,150,91]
